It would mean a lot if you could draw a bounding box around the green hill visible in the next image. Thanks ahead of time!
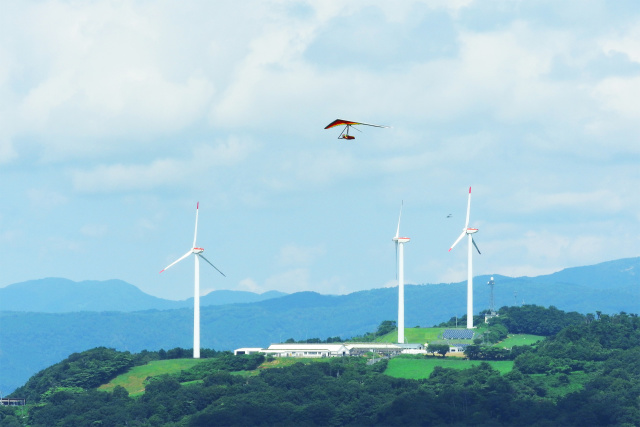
[2,257,638,394]
[99,359,208,396]
[4,308,639,426]
[375,327,445,343]
[385,357,514,379]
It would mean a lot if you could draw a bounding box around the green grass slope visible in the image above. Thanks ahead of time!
[99,356,332,396]
[494,334,544,348]
[375,327,445,343]
[384,357,514,380]
[99,359,208,396]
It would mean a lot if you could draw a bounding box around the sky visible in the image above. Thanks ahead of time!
[0,0,638,301]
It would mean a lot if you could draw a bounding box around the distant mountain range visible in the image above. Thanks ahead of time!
[0,257,637,394]
[0,278,287,312]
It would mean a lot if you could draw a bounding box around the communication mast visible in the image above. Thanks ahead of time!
[488,276,496,315]
[484,276,498,323]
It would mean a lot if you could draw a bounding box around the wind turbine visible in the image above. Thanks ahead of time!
[160,202,225,359]
[448,187,481,329]
[392,202,410,344]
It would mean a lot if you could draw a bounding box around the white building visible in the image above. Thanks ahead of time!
[233,347,265,356]
[346,343,423,356]
[263,343,349,358]
[233,342,426,358]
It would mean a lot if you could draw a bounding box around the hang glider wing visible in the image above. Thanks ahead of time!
[324,119,389,140]
[324,119,388,129]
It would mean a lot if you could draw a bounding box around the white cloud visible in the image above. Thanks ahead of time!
[27,189,68,210]
[4,1,219,161]
[80,224,108,238]
[278,243,325,266]
[237,278,263,293]
[594,76,640,119]
[71,158,184,193]
[1,1,638,300]
[382,279,398,288]
[264,268,311,293]
[70,138,256,193]
[512,190,626,214]
[0,137,17,164]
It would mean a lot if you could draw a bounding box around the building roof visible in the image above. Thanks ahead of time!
[267,343,347,351]
[345,343,403,350]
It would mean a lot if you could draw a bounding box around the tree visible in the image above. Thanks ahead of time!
[428,344,449,357]
[376,320,397,336]
[464,345,481,360]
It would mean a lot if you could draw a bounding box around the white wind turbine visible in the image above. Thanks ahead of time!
[160,202,225,359]
[449,187,481,329]
[392,202,410,344]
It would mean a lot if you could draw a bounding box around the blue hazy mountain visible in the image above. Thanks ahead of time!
[0,278,287,313]
[0,257,637,394]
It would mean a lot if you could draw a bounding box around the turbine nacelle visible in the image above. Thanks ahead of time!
[393,237,410,243]
[192,247,204,254]
[465,228,478,235]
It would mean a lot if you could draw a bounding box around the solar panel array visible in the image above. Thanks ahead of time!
[443,329,475,340]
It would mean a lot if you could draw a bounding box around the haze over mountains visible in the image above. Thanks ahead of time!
[0,278,286,313]
[0,257,637,394]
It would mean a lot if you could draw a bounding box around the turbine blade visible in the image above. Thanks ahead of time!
[198,254,226,277]
[465,187,471,229]
[160,250,192,273]
[449,231,466,252]
[193,202,199,248]
[395,201,403,238]
[472,237,481,255]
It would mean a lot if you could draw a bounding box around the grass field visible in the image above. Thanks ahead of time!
[375,327,445,344]
[99,357,332,396]
[384,357,514,380]
[258,357,329,369]
[542,371,591,398]
[495,334,544,348]
[99,359,208,396]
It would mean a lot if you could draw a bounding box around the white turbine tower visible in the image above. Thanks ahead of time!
[449,187,481,329]
[160,202,225,359]
[392,202,410,344]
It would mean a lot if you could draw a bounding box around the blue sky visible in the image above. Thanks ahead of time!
[0,0,638,300]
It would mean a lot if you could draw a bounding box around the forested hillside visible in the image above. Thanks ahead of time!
[1,257,637,394]
[2,306,638,426]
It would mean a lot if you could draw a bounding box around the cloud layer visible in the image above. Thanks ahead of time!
[0,0,638,299]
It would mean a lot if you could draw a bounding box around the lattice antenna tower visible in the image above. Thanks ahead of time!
[488,276,496,315]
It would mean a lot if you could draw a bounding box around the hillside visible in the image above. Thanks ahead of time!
[0,257,637,394]
[5,308,639,426]
[0,278,287,313]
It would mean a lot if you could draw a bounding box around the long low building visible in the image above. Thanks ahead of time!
[263,343,350,358]
[234,343,425,358]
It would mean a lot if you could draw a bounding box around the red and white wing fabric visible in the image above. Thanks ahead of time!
[324,119,388,129]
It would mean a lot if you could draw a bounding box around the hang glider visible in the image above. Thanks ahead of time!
[324,119,389,140]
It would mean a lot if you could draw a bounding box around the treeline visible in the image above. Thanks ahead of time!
[3,307,639,426]
[437,304,585,336]
[284,320,397,344]
[491,305,585,335]
[9,346,222,404]
[463,306,639,363]
[9,329,640,426]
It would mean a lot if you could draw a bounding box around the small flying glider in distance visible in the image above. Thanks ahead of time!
[324,119,389,140]
[447,214,452,218]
